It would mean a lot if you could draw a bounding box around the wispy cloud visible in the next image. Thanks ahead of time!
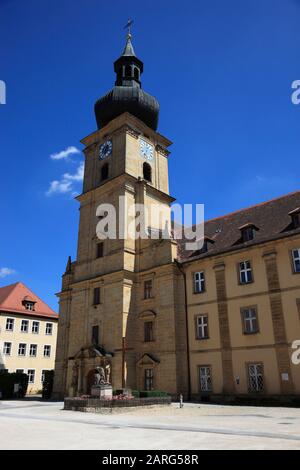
[50,146,81,161]
[46,162,84,196]
[0,267,16,278]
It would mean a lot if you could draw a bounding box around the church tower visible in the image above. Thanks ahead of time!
[53,31,188,399]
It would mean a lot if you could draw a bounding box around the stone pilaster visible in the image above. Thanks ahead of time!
[263,250,294,394]
[214,262,235,394]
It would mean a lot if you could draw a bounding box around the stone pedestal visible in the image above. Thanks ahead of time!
[91,384,113,399]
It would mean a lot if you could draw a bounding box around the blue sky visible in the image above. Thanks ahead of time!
[1,0,300,310]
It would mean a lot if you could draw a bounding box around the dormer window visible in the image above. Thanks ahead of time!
[25,302,34,311]
[239,223,259,243]
[289,208,300,229]
[22,297,36,311]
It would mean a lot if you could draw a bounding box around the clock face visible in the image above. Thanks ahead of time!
[140,139,154,161]
[99,140,112,160]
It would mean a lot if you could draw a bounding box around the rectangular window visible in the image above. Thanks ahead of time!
[32,321,40,334]
[41,370,47,383]
[144,321,154,342]
[16,369,24,374]
[196,315,209,339]
[194,272,205,294]
[292,249,300,273]
[27,369,35,384]
[92,325,99,345]
[45,323,53,335]
[248,363,264,392]
[96,243,104,258]
[93,287,101,305]
[199,366,212,392]
[44,345,51,357]
[3,342,12,355]
[29,344,37,357]
[21,319,29,333]
[18,343,26,356]
[25,302,34,311]
[239,261,253,284]
[144,280,153,299]
[5,318,14,331]
[242,307,259,334]
[144,368,154,391]
[242,227,254,242]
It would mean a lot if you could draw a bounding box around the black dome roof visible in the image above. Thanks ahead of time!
[94,34,159,131]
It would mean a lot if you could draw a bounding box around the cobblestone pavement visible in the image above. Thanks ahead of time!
[1,400,300,450]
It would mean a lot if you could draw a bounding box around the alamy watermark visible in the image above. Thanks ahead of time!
[95,198,204,251]
[291,80,300,105]
[292,340,300,365]
[0,80,6,104]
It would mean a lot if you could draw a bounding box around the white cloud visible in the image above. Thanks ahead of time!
[46,162,84,196]
[50,146,81,161]
[0,267,16,278]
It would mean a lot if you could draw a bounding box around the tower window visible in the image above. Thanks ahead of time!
[144,321,154,342]
[144,280,153,299]
[144,368,154,391]
[134,67,139,80]
[93,287,101,305]
[143,162,152,182]
[96,242,104,258]
[92,325,99,345]
[101,163,109,181]
[125,64,132,77]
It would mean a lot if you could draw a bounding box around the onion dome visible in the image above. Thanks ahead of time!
[94,32,159,131]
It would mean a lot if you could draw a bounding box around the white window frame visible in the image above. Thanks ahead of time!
[292,249,300,273]
[32,321,40,334]
[18,343,27,356]
[20,319,29,333]
[248,363,264,392]
[242,307,258,334]
[3,342,12,355]
[25,302,34,311]
[29,344,37,357]
[194,271,205,294]
[43,345,51,357]
[5,318,14,331]
[45,323,53,335]
[239,261,253,284]
[196,315,209,339]
[199,366,212,392]
[27,369,35,384]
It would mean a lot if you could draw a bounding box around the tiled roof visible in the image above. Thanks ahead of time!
[177,190,300,262]
[0,282,58,319]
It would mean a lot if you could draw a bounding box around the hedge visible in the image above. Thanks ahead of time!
[139,390,170,398]
[0,372,28,399]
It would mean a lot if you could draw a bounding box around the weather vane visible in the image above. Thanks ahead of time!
[124,18,133,36]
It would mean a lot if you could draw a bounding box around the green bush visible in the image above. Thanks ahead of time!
[42,370,54,399]
[131,389,140,398]
[0,372,28,399]
[139,390,169,398]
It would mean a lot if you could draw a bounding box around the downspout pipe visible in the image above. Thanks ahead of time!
[175,259,191,401]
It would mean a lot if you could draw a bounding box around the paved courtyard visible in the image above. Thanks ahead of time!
[0,399,300,450]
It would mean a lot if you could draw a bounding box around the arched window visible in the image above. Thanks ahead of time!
[134,67,139,80]
[143,162,152,182]
[125,65,132,77]
[101,163,109,181]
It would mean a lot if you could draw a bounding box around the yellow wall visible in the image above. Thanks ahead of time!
[0,313,57,394]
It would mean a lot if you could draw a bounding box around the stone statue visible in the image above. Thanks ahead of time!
[71,363,79,389]
[105,363,111,384]
[94,366,106,386]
